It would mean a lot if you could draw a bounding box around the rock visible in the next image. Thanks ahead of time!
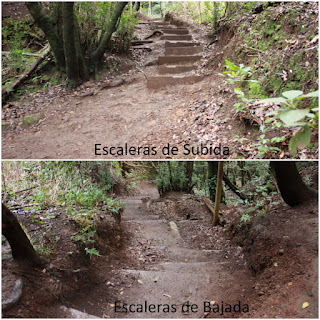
[59,306,99,318]
[144,59,158,66]
[21,113,42,128]
[2,121,10,131]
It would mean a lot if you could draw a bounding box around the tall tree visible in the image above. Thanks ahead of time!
[2,204,43,266]
[26,2,128,88]
[270,161,317,207]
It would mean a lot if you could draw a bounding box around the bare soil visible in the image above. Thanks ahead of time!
[2,180,318,318]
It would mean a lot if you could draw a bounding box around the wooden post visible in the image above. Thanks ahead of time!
[213,161,224,226]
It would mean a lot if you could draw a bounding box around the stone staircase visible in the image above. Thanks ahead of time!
[147,20,204,89]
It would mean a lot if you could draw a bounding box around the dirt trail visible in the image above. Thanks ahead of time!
[2,19,239,160]
[108,182,251,318]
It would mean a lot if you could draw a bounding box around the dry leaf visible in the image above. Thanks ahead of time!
[302,302,309,309]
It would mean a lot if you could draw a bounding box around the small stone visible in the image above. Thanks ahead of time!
[2,122,10,131]
[21,113,42,128]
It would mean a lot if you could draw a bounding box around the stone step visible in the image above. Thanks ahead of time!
[152,22,169,26]
[166,247,222,262]
[159,261,229,272]
[165,46,202,56]
[160,34,192,41]
[165,41,200,48]
[158,65,197,75]
[158,55,202,65]
[122,214,162,221]
[123,200,143,205]
[122,219,168,225]
[59,306,99,318]
[162,28,189,35]
[147,75,204,89]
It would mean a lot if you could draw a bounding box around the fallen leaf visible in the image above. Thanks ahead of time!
[274,262,278,267]
[138,279,143,284]
[288,282,293,286]
[163,294,172,298]
[302,302,309,309]
[154,276,160,282]
[120,291,124,295]
[110,304,115,308]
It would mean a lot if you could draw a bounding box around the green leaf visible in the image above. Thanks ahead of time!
[301,90,319,98]
[225,59,238,71]
[260,97,287,104]
[278,109,309,126]
[289,125,311,155]
[154,276,160,282]
[282,90,303,100]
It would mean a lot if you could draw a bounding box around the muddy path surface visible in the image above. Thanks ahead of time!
[2,19,251,160]
[110,183,251,318]
[57,181,253,319]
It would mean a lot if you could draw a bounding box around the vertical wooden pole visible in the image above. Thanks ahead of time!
[213,161,224,226]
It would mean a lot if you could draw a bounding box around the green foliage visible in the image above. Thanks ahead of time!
[219,60,258,85]
[2,161,124,259]
[76,2,137,54]
[164,2,226,24]
[262,90,318,155]
[154,162,188,195]
[85,247,101,258]
[253,125,282,158]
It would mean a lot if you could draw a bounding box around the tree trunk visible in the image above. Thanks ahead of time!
[2,204,43,266]
[25,2,66,70]
[223,173,247,201]
[213,162,224,226]
[207,162,225,203]
[133,2,140,12]
[184,161,194,192]
[62,3,83,89]
[270,161,317,207]
[90,2,128,67]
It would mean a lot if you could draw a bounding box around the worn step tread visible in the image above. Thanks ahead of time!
[165,46,202,56]
[147,75,204,89]
[165,41,201,47]
[161,35,192,41]
[158,55,202,65]
[158,65,197,75]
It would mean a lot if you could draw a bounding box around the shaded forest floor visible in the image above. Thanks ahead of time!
[2,180,318,318]
[2,3,318,159]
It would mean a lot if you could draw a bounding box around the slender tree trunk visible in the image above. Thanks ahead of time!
[133,1,140,12]
[223,173,247,201]
[270,161,317,207]
[207,162,225,203]
[184,161,194,192]
[213,2,217,28]
[90,2,128,67]
[25,2,66,70]
[2,204,43,266]
[213,162,224,226]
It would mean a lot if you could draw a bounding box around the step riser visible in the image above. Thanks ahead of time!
[165,41,200,48]
[158,65,197,75]
[165,46,202,55]
[161,35,192,41]
[162,29,189,35]
[158,55,201,65]
[147,76,204,89]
